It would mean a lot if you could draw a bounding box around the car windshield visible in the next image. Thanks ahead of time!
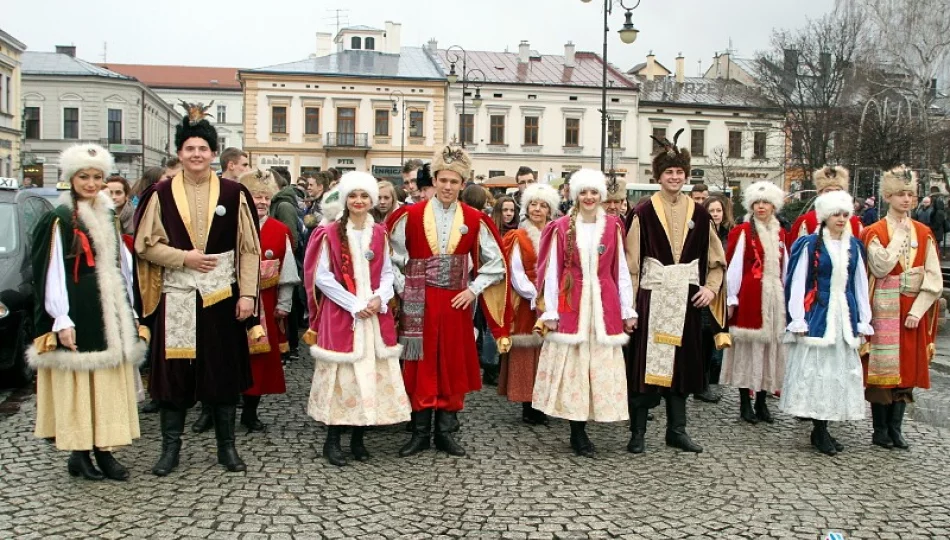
[0,203,17,255]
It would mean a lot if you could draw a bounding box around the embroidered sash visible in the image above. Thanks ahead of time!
[162,252,236,359]
[640,257,700,387]
[399,254,470,361]
[868,274,902,385]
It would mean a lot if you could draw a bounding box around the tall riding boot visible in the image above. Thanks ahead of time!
[68,451,105,481]
[212,405,247,472]
[399,409,432,457]
[93,448,129,481]
[626,407,649,454]
[754,391,774,424]
[323,426,347,466]
[240,395,265,432]
[888,402,909,450]
[569,421,595,457]
[434,410,466,456]
[739,389,758,424]
[350,426,370,461]
[191,402,213,433]
[665,394,703,453]
[152,407,186,476]
[811,419,837,456]
[870,403,893,448]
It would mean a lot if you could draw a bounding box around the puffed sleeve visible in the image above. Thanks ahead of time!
[276,237,300,314]
[509,243,538,307]
[786,245,810,333]
[617,230,636,319]
[373,237,396,314]
[314,241,365,317]
[705,223,726,295]
[134,194,187,269]
[865,225,907,279]
[625,215,641,299]
[389,214,408,295]
[44,222,73,332]
[236,192,262,299]
[540,236,560,322]
[469,224,506,297]
[725,230,746,307]
[909,236,942,319]
[854,250,874,336]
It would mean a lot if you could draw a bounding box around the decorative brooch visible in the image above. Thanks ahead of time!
[687,219,695,230]
[88,148,97,156]
[264,249,275,259]
[442,145,465,164]
[459,224,469,235]
[911,240,919,249]
[365,251,375,261]
[597,244,606,255]
[215,205,226,216]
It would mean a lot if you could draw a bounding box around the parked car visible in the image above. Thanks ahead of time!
[0,178,57,387]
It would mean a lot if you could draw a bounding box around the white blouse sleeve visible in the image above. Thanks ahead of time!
[854,250,874,336]
[276,238,300,314]
[725,230,746,307]
[119,239,137,318]
[314,242,366,317]
[45,222,74,332]
[372,239,396,314]
[509,243,538,308]
[786,245,810,333]
[540,237,560,322]
[617,241,637,319]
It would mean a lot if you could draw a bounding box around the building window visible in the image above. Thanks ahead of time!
[0,76,3,113]
[791,131,804,161]
[459,113,474,145]
[216,104,227,123]
[728,130,743,158]
[651,127,666,150]
[107,109,122,144]
[63,107,79,139]
[565,118,580,146]
[351,37,362,50]
[753,131,767,159]
[272,106,287,133]
[524,116,539,145]
[488,170,506,178]
[365,37,375,50]
[489,115,505,145]
[24,107,40,139]
[607,119,622,148]
[691,129,705,157]
[375,109,390,136]
[218,137,227,149]
[409,110,424,138]
[305,107,320,135]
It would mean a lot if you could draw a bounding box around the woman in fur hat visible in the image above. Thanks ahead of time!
[781,191,873,455]
[29,144,149,480]
[862,166,942,450]
[498,183,561,425]
[789,166,863,243]
[721,181,789,424]
[306,172,411,466]
[533,169,635,457]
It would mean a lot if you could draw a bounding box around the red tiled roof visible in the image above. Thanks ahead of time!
[434,49,636,89]
[96,63,241,90]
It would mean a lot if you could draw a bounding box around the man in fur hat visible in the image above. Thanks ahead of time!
[603,174,627,218]
[789,166,863,243]
[388,144,511,458]
[623,129,728,454]
[134,102,262,476]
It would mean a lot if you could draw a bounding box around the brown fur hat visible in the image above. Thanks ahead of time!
[431,144,471,181]
[813,165,849,193]
[651,128,691,179]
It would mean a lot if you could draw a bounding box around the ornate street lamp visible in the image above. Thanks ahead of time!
[446,45,486,148]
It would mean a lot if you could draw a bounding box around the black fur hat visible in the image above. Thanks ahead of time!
[174,101,219,153]
[416,163,433,189]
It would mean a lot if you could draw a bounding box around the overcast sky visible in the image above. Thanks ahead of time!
[6,0,835,73]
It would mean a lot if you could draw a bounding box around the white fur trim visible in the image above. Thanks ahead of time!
[59,144,115,182]
[568,169,607,201]
[319,188,343,226]
[519,183,561,220]
[336,171,380,207]
[27,192,145,371]
[741,181,785,213]
[814,191,854,223]
[730,218,783,343]
[799,227,859,348]
[543,209,630,347]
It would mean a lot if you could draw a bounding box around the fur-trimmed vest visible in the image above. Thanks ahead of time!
[309,219,401,363]
[536,211,628,346]
[726,218,786,341]
[502,224,544,348]
[28,192,146,371]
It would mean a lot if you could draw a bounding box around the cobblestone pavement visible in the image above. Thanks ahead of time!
[3,344,950,539]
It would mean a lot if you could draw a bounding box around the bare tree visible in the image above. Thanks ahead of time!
[704,145,740,193]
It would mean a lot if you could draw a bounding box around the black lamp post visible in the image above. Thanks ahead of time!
[389,90,406,166]
[580,0,641,172]
[445,45,486,148]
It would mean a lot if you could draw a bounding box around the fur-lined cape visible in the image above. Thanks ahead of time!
[175,101,219,153]
[815,190,855,223]
[336,171,380,207]
[519,183,561,220]
[650,128,691,179]
[431,144,471,181]
[741,181,786,213]
[569,169,608,201]
[59,144,115,182]
[881,165,918,198]
[813,165,849,193]
[238,169,279,197]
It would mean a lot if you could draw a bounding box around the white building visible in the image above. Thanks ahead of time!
[631,53,784,192]
[0,29,26,179]
[21,46,178,186]
[99,63,244,151]
[432,40,640,182]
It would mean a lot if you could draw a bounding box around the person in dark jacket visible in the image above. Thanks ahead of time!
[269,171,301,250]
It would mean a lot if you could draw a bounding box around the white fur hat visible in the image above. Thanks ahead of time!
[741,180,785,213]
[318,187,343,226]
[815,190,854,223]
[59,143,114,182]
[519,183,561,220]
[568,169,607,201]
[335,171,379,207]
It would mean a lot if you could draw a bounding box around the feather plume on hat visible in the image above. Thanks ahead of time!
[650,128,692,179]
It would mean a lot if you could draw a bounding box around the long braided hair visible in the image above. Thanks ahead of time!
[336,206,356,294]
[559,204,580,311]
[806,222,825,308]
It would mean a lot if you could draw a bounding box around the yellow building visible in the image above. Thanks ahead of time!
[239,22,446,182]
[0,29,26,179]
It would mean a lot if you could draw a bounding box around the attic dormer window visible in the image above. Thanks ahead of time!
[351,37,362,50]
[365,37,375,50]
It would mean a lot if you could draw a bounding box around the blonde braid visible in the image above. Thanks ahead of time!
[561,205,580,310]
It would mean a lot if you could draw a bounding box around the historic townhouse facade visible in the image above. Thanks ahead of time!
[0,29,25,179]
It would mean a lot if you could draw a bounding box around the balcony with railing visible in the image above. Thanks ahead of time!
[325,132,369,148]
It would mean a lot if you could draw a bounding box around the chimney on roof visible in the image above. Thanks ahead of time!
[564,41,576,68]
[315,32,332,58]
[519,41,530,64]
[646,51,656,81]
[56,45,76,58]
[675,53,685,84]
[384,21,402,54]
[427,38,438,52]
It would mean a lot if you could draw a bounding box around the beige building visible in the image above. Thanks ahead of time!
[239,22,446,182]
[0,29,26,179]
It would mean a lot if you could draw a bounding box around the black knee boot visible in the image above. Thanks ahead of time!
[522,402,548,425]
[191,402,213,433]
[152,407,186,476]
[240,395,265,432]
[754,391,774,424]
[350,426,370,461]
[93,448,129,481]
[870,403,893,448]
[739,389,758,424]
[888,402,909,450]
[434,410,466,456]
[68,451,104,481]
[665,394,702,453]
[323,426,347,466]
[626,408,649,454]
[212,405,247,472]
[569,420,595,457]
[399,409,432,457]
